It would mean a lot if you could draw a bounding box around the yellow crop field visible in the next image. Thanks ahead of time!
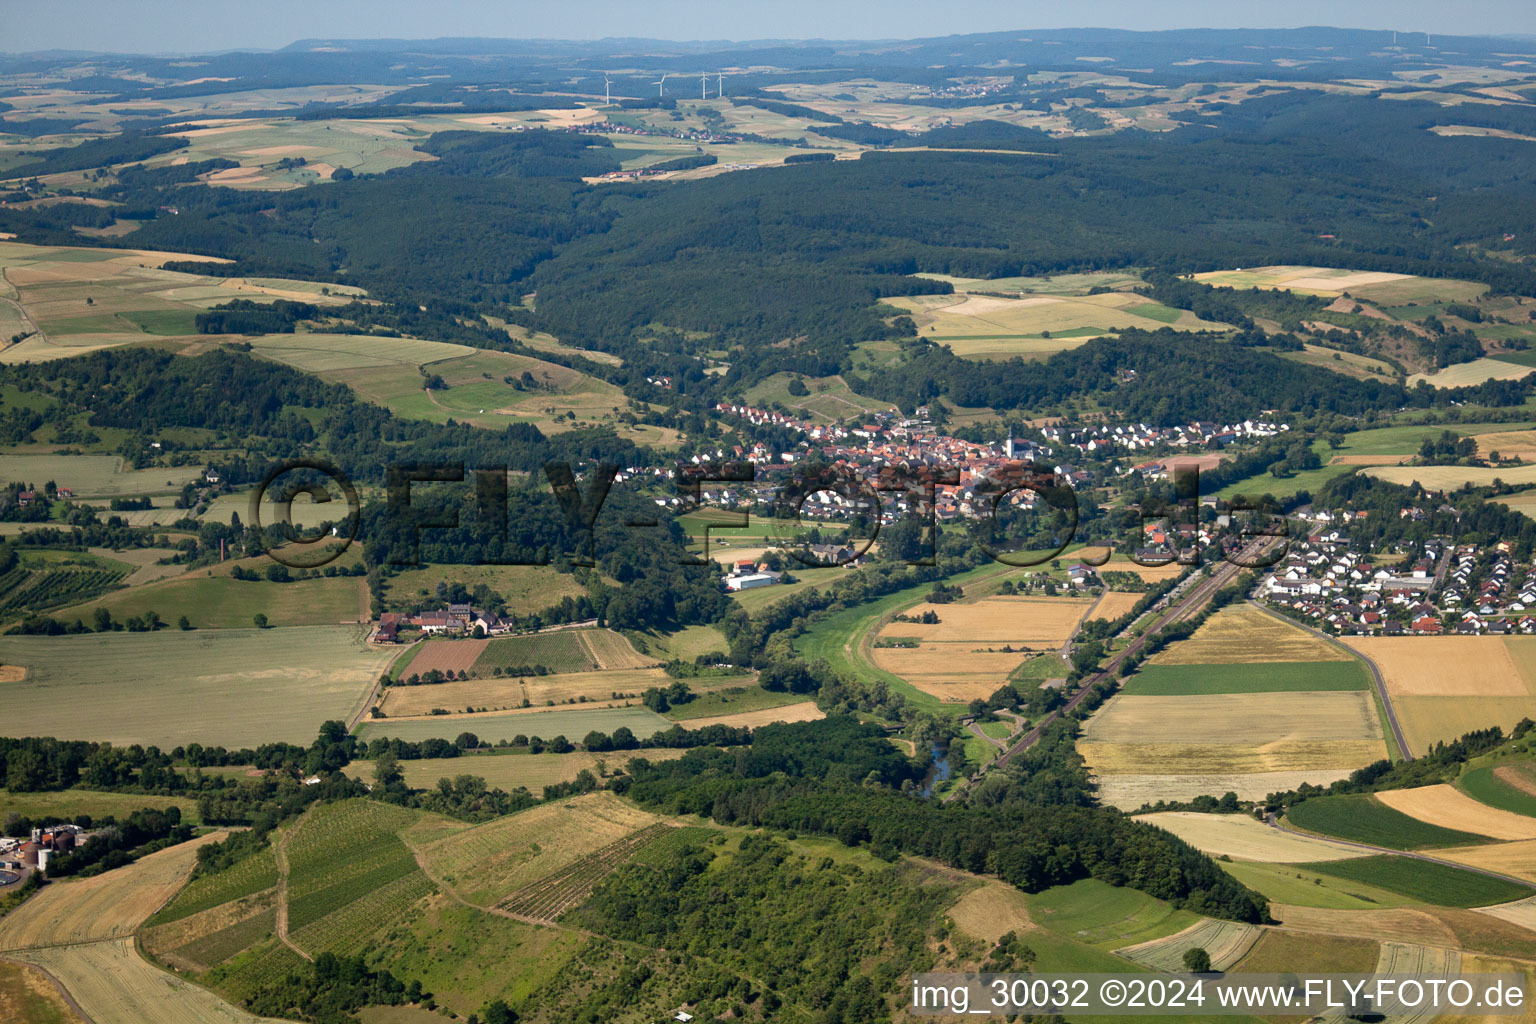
[879,595,1092,645]
[1269,905,1460,947]
[871,595,1090,700]
[1408,358,1536,389]
[417,791,664,905]
[1081,738,1388,775]
[1376,785,1536,841]
[1191,265,1416,297]
[0,833,222,950]
[347,749,691,791]
[1439,838,1536,884]
[1342,637,1536,750]
[1135,811,1363,862]
[1151,606,1353,664]
[1346,637,1536,697]
[9,939,289,1024]
[1443,955,1536,1024]
[1476,430,1536,462]
[1083,692,1381,745]
[378,667,677,716]
[679,701,825,730]
[870,644,1047,701]
[1094,591,1146,621]
[1095,769,1360,810]
[1396,696,1536,754]
[1366,463,1536,487]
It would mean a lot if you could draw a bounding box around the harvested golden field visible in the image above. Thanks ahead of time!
[1346,636,1536,697]
[1270,905,1459,947]
[417,792,664,905]
[1394,696,1536,754]
[577,628,656,670]
[947,882,1035,945]
[0,665,23,682]
[1366,463,1536,488]
[1150,606,1352,664]
[1095,769,1361,810]
[1408,359,1536,390]
[870,595,1090,700]
[870,643,1051,701]
[8,940,289,1024]
[1474,895,1536,932]
[1081,739,1388,774]
[1107,558,1185,582]
[379,667,680,716]
[1440,838,1536,884]
[679,701,825,730]
[0,833,223,950]
[1083,692,1382,745]
[1134,811,1365,862]
[1093,591,1145,621]
[1376,785,1536,841]
[878,595,1093,645]
[1475,430,1536,463]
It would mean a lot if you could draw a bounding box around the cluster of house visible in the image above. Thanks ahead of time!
[1039,418,1288,460]
[1261,519,1536,635]
[373,604,513,642]
[720,542,864,590]
[0,824,86,878]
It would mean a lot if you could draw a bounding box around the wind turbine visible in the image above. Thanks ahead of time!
[603,73,611,106]
[700,72,708,99]
[654,72,667,98]
[717,72,724,97]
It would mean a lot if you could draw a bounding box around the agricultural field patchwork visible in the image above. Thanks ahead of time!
[1302,855,1536,907]
[416,792,666,906]
[1081,691,1386,809]
[674,700,825,730]
[888,289,1228,361]
[871,594,1092,701]
[1149,606,1353,665]
[1375,784,1536,841]
[0,240,359,364]
[379,667,684,717]
[1344,636,1536,751]
[246,333,641,438]
[0,626,391,747]
[0,453,203,498]
[1284,793,1491,850]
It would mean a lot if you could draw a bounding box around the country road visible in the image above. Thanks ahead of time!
[950,537,1279,798]
[1246,599,1413,761]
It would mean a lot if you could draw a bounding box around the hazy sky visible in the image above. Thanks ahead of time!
[6,0,1536,54]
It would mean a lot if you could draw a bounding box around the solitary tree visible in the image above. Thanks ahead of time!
[253,613,268,628]
[1182,947,1212,973]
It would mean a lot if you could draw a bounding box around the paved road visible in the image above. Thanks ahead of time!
[1246,600,1413,761]
[1266,813,1531,890]
[951,538,1277,797]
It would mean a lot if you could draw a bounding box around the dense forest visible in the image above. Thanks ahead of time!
[6,90,1535,418]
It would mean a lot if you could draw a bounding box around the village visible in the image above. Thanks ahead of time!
[1259,508,1536,636]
